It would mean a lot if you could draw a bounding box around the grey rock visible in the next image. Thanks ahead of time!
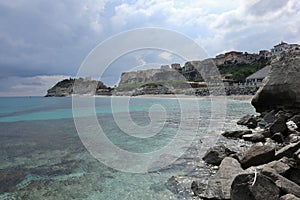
[264,160,291,175]
[252,48,300,113]
[275,141,300,160]
[222,130,252,139]
[202,145,235,166]
[263,110,277,124]
[270,117,288,136]
[242,132,267,143]
[280,194,300,200]
[262,167,300,198]
[192,157,244,199]
[237,115,258,129]
[240,145,275,169]
[231,173,280,200]
[285,132,300,144]
[285,168,300,186]
[166,175,194,197]
[272,132,285,143]
[290,114,300,130]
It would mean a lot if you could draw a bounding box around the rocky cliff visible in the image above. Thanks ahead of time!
[119,68,186,86]
[252,46,300,112]
[45,78,111,97]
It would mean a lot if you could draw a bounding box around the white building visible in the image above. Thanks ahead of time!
[271,41,290,56]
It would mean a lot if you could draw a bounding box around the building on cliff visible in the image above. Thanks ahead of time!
[246,65,271,84]
[271,41,290,55]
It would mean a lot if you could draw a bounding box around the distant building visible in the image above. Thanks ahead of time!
[224,51,243,57]
[171,63,181,70]
[160,65,170,70]
[246,65,271,84]
[259,50,271,58]
[271,41,290,55]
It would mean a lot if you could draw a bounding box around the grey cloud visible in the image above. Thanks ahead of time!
[248,0,291,16]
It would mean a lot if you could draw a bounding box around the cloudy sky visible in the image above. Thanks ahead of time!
[0,0,299,96]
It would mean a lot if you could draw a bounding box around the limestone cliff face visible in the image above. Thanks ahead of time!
[119,68,185,86]
[252,46,300,112]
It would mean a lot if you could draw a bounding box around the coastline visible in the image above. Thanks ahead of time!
[97,94,254,102]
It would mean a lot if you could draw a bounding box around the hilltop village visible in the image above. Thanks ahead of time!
[46,41,299,97]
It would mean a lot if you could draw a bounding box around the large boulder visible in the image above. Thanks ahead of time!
[240,145,276,169]
[280,194,300,200]
[262,167,300,198]
[192,157,244,199]
[275,141,300,160]
[230,173,280,200]
[252,47,300,113]
[202,145,235,166]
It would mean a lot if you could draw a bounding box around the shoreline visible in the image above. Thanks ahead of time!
[97,94,254,101]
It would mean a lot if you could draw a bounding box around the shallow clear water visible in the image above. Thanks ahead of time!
[0,96,255,199]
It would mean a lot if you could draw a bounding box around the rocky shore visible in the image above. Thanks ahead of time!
[166,46,300,199]
[114,85,259,97]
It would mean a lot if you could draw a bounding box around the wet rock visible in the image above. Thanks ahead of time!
[240,145,275,169]
[270,117,288,136]
[222,130,252,139]
[192,157,244,199]
[262,167,300,198]
[275,141,300,160]
[280,194,300,200]
[202,145,235,166]
[237,115,258,129]
[0,170,27,193]
[231,173,280,200]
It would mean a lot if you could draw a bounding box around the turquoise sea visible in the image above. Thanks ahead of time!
[0,96,255,199]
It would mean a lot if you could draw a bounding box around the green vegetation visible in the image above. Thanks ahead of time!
[218,57,270,81]
[118,80,189,91]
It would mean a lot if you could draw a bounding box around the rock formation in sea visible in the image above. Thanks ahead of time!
[45,77,112,97]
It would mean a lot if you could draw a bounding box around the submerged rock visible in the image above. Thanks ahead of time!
[0,170,27,193]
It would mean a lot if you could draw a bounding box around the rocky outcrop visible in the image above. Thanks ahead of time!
[202,145,235,166]
[230,173,280,200]
[45,78,111,97]
[239,145,275,169]
[252,47,300,113]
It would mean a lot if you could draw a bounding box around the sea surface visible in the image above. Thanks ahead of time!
[0,96,256,199]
